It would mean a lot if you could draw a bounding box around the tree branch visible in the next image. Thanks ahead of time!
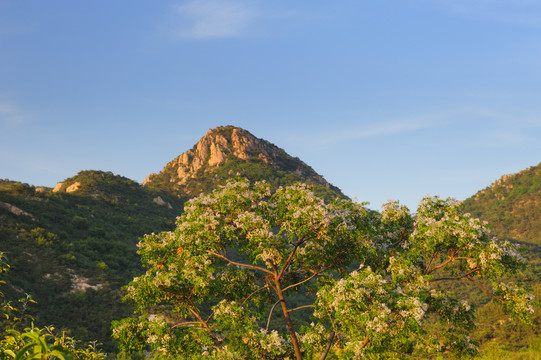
[278,243,300,281]
[426,245,468,274]
[318,331,335,360]
[288,305,315,313]
[265,299,282,332]
[242,284,268,305]
[361,336,370,348]
[277,235,312,281]
[188,306,220,346]
[282,264,333,292]
[424,251,437,274]
[426,258,452,274]
[171,321,204,329]
[278,237,307,280]
[207,251,273,275]
[429,267,480,282]
[467,276,507,303]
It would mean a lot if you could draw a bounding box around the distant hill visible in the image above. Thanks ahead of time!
[0,171,181,351]
[461,162,541,353]
[143,126,344,201]
[462,162,541,246]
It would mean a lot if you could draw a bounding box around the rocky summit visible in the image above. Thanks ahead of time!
[143,126,344,200]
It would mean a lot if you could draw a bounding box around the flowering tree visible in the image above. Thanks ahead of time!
[112,180,537,359]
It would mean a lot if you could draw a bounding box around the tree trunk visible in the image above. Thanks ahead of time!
[275,278,303,360]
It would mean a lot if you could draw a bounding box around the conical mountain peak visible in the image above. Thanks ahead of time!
[143,126,343,200]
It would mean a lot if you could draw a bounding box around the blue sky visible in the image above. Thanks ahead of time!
[1,0,540,210]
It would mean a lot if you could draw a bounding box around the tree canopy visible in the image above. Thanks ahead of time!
[113,179,537,359]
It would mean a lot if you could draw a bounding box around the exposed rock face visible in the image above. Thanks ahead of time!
[66,182,81,193]
[144,127,264,186]
[52,182,64,192]
[52,181,82,193]
[1,202,35,220]
[153,196,173,209]
[70,273,102,293]
[143,126,339,198]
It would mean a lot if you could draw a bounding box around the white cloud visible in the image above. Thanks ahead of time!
[174,0,256,39]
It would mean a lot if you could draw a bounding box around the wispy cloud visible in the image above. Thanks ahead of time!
[174,0,256,39]
[293,106,541,148]
[316,119,433,145]
[435,0,541,27]
[295,113,450,147]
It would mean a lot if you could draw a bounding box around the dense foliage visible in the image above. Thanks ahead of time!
[114,180,537,359]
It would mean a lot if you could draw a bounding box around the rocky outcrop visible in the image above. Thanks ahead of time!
[66,182,81,193]
[144,127,261,186]
[1,202,35,220]
[52,181,82,193]
[153,196,173,209]
[52,182,64,192]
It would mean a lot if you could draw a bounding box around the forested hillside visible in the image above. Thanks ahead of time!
[0,171,182,351]
[461,163,541,357]
[463,163,541,246]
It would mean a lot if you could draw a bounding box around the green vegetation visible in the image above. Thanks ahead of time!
[462,162,541,246]
[0,171,181,351]
[1,252,106,359]
[460,162,541,358]
[146,155,344,203]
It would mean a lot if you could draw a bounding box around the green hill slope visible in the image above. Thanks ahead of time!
[0,171,182,351]
[462,162,541,246]
[461,162,541,355]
